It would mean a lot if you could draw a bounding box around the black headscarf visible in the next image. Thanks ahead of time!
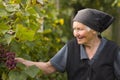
[73,8,115,33]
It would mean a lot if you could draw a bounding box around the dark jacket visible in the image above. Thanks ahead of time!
[66,38,119,80]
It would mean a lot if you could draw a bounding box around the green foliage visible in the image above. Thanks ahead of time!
[24,65,40,78]
[0,0,67,80]
[15,24,35,41]
[8,71,27,80]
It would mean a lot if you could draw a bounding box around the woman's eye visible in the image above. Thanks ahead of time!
[73,28,84,32]
[77,28,84,30]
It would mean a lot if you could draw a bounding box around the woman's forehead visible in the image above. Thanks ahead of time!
[73,22,87,28]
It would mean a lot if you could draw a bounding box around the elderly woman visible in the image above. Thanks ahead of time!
[15,8,120,80]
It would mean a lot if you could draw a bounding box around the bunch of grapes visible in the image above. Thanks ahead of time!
[0,44,16,70]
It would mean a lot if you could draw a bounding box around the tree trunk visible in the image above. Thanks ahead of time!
[112,8,120,46]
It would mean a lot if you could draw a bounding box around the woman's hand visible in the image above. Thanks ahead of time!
[15,58,34,67]
[15,58,25,63]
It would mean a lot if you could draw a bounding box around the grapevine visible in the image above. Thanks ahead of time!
[0,44,16,70]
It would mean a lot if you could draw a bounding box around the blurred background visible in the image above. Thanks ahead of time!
[0,0,120,80]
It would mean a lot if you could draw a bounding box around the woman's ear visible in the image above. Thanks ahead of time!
[91,29,98,34]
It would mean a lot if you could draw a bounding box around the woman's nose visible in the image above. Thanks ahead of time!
[73,30,80,36]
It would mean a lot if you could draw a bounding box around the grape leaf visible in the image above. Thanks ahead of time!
[8,70,27,80]
[24,65,40,78]
[15,24,35,41]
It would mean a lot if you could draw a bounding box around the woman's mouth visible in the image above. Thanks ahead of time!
[77,36,84,40]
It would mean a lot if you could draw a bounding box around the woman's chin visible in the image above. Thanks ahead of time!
[77,41,84,44]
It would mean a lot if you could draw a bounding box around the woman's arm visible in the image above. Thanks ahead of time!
[15,58,56,74]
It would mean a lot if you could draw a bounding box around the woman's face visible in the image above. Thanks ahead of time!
[73,21,96,45]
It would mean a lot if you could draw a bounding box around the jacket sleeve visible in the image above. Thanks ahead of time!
[114,47,120,80]
[50,44,68,72]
